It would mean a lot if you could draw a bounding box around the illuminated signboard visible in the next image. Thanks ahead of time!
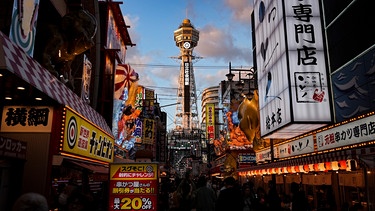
[277,135,314,158]
[184,61,190,113]
[206,103,215,140]
[254,0,332,139]
[109,163,158,211]
[63,107,114,163]
[1,106,53,132]
[316,114,375,151]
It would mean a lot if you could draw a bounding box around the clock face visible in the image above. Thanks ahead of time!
[183,42,190,49]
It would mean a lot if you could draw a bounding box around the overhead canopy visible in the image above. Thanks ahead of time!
[0,31,113,136]
[238,147,375,172]
[69,161,109,174]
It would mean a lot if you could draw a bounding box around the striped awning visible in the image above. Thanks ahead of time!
[0,31,113,136]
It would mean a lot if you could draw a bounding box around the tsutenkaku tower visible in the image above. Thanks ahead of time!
[173,19,200,131]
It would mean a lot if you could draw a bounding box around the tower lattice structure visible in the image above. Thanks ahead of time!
[173,19,200,131]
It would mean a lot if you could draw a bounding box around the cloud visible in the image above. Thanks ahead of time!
[224,0,254,24]
[194,24,251,65]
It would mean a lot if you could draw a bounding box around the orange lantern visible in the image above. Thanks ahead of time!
[325,162,332,171]
[303,165,310,173]
[313,163,319,171]
[339,160,347,170]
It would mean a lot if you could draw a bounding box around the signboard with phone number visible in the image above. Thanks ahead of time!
[109,163,158,211]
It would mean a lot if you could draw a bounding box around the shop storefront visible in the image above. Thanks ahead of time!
[0,31,114,210]
[238,112,375,210]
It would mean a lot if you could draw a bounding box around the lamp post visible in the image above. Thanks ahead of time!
[226,62,257,99]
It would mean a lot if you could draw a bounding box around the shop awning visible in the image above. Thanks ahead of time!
[0,31,112,136]
[70,161,109,174]
[238,146,375,172]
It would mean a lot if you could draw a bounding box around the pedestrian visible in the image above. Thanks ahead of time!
[253,187,268,210]
[175,170,196,211]
[192,175,217,211]
[215,176,243,211]
[290,182,309,211]
[66,189,94,211]
[12,192,49,211]
[267,180,282,210]
[242,183,255,211]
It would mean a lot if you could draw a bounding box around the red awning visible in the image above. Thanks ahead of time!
[0,31,112,136]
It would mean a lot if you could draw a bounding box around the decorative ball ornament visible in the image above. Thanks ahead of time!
[114,64,139,100]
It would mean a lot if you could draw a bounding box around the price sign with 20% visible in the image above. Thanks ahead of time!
[118,197,153,210]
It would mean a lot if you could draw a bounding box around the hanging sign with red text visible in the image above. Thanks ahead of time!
[108,163,158,211]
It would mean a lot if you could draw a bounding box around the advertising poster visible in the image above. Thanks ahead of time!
[109,163,158,211]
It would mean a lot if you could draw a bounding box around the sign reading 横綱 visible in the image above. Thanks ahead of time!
[1,106,53,132]
[63,107,114,163]
[108,163,158,211]
[254,0,332,139]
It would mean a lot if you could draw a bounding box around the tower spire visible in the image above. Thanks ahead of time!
[173,19,200,131]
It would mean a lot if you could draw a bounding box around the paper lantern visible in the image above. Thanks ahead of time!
[318,163,326,171]
[283,166,289,173]
[271,168,277,174]
[303,165,310,173]
[325,162,332,171]
[339,160,347,170]
[287,166,292,173]
[313,163,319,171]
[308,164,315,172]
[331,161,340,171]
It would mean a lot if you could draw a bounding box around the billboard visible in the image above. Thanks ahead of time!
[63,107,114,163]
[254,0,332,139]
[109,163,158,211]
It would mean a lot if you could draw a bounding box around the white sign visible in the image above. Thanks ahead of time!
[277,135,314,158]
[254,0,332,139]
[316,115,375,151]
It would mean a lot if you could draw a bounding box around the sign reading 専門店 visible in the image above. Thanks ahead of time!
[108,163,158,211]
[1,106,53,132]
[254,0,332,139]
[63,107,114,163]
[316,115,375,151]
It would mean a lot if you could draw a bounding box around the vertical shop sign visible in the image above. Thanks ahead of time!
[109,163,158,211]
[206,103,215,141]
[254,0,331,138]
[142,119,155,144]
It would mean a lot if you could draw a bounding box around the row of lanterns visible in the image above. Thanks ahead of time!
[239,159,357,176]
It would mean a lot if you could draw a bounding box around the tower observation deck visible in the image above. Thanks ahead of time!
[173,19,200,131]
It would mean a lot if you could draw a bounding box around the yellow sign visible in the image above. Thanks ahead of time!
[63,108,114,163]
